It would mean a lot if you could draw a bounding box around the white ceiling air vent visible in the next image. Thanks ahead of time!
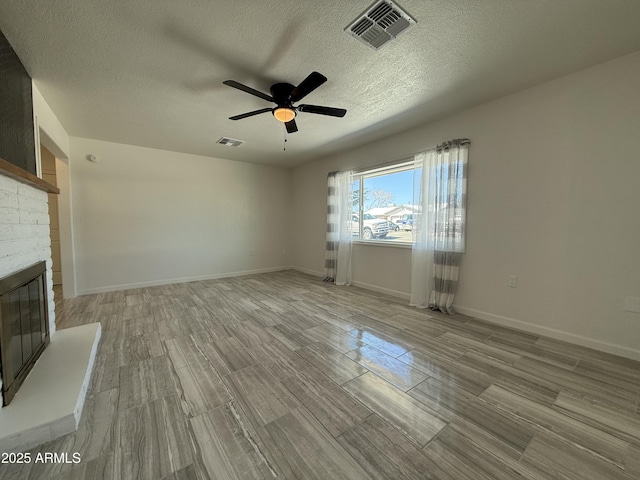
[345,0,416,50]
[216,137,244,147]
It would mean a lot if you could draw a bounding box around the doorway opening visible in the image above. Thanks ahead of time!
[40,145,62,303]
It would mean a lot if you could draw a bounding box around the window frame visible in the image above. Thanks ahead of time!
[352,159,415,247]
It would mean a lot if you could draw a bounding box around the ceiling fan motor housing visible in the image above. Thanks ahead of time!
[270,83,296,106]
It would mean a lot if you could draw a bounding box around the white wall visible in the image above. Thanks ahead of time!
[291,51,640,360]
[69,138,291,294]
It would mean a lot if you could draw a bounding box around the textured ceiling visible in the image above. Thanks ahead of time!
[1,0,640,167]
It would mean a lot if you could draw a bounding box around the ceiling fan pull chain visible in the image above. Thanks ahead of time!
[283,126,287,151]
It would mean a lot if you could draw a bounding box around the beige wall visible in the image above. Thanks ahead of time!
[290,51,640,359]
[69,137,291,294]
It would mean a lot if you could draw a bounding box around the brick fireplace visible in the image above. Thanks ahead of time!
[0,172,57,408]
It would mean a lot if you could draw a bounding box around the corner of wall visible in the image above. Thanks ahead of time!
[32,84,70,160]
[31,83,77,299]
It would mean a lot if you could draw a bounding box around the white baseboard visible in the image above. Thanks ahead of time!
[76,266,292,295]
[454,305,640,362]
[290,266,324,277]
[290,266,411,300]
[350,280,410,300]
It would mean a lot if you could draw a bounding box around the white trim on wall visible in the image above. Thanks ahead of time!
[350,280,410,301]
[453,305,640,361]
[291,266,324,278]
[34,115,42,178]
[293,265,410,299]
[76,266,293,296]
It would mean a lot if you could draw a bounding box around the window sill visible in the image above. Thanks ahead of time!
[353,240,412,250]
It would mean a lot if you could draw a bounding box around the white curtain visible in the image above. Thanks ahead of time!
[323,170,353,285]
[410,139,468,313]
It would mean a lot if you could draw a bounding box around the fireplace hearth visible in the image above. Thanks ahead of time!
[0,261,50,406]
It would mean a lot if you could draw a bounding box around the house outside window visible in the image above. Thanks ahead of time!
[351,160,421,245]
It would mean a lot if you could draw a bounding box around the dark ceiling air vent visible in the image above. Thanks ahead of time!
[345,0,416,50]
[216,137,244,147]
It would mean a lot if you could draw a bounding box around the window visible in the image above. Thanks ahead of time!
[351,160,422,244]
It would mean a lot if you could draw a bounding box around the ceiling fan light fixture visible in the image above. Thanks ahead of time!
[273,107,296,123]
[224,72,346,134]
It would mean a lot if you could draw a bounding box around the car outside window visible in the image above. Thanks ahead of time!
[351,160,419,245]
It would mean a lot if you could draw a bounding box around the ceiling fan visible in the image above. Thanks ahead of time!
[223,72,347,133]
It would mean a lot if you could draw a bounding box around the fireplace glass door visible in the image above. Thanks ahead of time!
[0,261,50,406]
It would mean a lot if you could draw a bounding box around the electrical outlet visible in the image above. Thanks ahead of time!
[624,296,640,313]
[508,275,518,288]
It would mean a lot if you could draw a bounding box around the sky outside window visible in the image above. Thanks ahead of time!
[362,168,421,208]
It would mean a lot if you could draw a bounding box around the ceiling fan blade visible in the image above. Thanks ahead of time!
[297,104,347,117]
[229,108,273,120]
[223,80,273,102]
[285,119,298,134]
[289,72,327,103]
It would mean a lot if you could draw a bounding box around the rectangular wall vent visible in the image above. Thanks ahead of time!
[216,137,244,147]
[345,0,416,50]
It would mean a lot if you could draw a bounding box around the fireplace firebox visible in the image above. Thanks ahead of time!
[0,261,50,406]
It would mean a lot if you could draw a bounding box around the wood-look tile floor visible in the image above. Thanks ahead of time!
[2,271,639,479]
